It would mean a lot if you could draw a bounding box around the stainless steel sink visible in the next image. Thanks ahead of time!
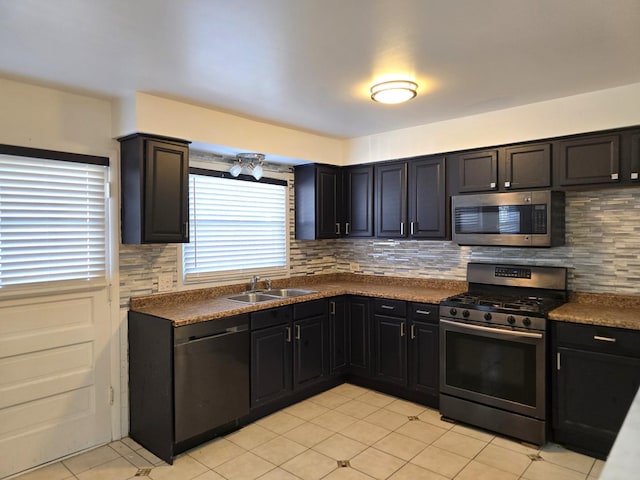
[260,288,316,298]
[225,288,317,303]
[225,293,279,303]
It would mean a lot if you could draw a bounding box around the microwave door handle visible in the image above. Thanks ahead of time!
[440,319,543,339]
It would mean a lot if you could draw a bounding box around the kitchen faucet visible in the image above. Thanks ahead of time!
[249,275,260,291]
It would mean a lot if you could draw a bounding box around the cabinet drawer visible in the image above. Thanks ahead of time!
[373,298,406,317]
[409,303,438,324]
[293,299,328,320]
[554,321,640,357]
[251,306,292,330]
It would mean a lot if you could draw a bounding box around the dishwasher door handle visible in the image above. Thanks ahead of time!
[177,325,249,345]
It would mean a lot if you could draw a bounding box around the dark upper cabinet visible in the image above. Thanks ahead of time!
[375,162,407,238]
[295,164,344,239]
[454,149,499,193]
[552,322,640,459]
[629,131,640,183]
[408,156,447,239]
[345,165,374,237]
[502,143,552,190]
[119,133,190,244]
[555,133,621,186]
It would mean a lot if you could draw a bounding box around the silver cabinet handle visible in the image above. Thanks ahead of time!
[410,324,416,339]
[611,173,619,180]
[557,352,561,370]
[400,322,406,337]
[286,326,291,343]
[631,172,639,180]
[504,181,511,188]
[381,305,395,310]
[415,310,431,315]
[295,324,301,340]
[400,222,405,236]
[329,301,336,315]
[490,182,496,189]
[594,335,616,343]
[410,222,415,235]
[345,223,350,235]
[335,223,341,235]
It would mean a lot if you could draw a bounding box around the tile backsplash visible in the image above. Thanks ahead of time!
[119,175,640,307]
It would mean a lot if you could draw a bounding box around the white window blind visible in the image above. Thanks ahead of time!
[183,172,288,283]
[0,154,108,288]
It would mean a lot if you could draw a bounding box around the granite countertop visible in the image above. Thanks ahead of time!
[549,292,640,331]
[129,273,467,326]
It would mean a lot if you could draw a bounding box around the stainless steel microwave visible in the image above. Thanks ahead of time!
[452,190,565,247]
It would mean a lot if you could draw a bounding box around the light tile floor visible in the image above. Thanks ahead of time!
[13,384,605,480]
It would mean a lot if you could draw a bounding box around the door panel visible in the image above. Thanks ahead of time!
[0,290,111,478]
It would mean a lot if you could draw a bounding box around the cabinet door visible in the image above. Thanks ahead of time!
[554,346,640,457]
[329,297,348,374]
[345,165,374,237]
[293,315,326,389]
[408,157,446,239]
[502,143,551,190]
[144,139,189,243]
[348,297,371,377]
[409,319,438,396]
[251,324,292,407]
[317,166,342,238]
[456,149,498,192]
[630,132,640,183]
[373,315,407,386]
[375,162,407,237]
[556,134,620,186]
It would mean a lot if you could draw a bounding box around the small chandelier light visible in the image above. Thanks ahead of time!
[229,152,265,180]
[370,80,418,104]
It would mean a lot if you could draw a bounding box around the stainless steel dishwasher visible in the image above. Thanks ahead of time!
[173,314,250,443]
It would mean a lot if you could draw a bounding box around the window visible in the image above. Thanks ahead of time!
[0,147,109,290]
[182,169,288,284]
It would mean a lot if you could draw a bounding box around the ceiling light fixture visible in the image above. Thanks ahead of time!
[370,80,418,104]
[229,152,265,180]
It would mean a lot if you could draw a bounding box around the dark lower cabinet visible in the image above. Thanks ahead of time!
[373,299,408,386]
[329,297,349,374]
[348,296,372,377]
[251,323,293,407]
[293,300,329,389]
[251,302,330,410]
[552,321,640,459]
[408,303,439,401]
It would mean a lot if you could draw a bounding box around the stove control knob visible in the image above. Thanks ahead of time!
[507,315,516,325]
[484,312,492,321]
[450,308,457,316]
[523,317,531,327]
[462,310,470,318]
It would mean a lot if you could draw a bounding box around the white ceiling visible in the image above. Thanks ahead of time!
[1,0,639,139]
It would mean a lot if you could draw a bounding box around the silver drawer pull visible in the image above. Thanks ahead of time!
[295,325,301,340]
[286,327,292,343]
[381,305,395,310]
[594,335,616,343]
[415,310,431,315]
[410,324,416,339]
[400,322,406,337]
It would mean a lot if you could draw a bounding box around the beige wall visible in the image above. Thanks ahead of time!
[345,82,640,165]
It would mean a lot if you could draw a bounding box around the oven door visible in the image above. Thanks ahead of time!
[440,318,546,419]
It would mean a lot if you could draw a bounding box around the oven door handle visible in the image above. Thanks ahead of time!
[440,319,543,339]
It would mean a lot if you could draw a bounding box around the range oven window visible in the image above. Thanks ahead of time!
[444,330,537,407]
[454,204,547,235]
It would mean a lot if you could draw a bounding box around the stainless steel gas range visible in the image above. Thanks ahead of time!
[439,263,568,445]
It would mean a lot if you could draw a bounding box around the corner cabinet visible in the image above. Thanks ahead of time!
[294,164,344,239]
[119,133,190,243]
[552,321,640,459]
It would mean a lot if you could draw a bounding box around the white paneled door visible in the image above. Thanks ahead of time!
[0,288,111,478]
